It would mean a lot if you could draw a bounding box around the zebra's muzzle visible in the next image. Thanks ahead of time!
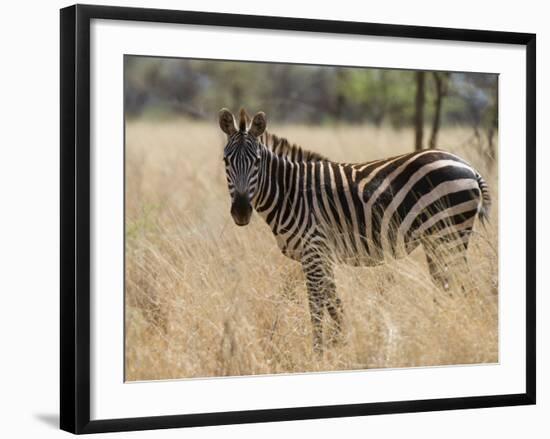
[230,193,252,226]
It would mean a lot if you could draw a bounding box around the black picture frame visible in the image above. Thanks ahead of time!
[60,4,536,434]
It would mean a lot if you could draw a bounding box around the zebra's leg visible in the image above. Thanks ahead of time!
[423,239,451,291]
[423,229,472,292]
[447,229,473,295]
[304,269,324,354]
[324,269,344,345]
[301,244,333,354]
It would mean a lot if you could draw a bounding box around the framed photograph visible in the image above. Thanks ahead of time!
[60,4,536,434]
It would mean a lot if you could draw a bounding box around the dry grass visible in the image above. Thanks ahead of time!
[125,119,498,381]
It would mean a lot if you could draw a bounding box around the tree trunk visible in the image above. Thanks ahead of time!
[487,79,498,162]
[335,68,346,119]
[414,71,426,151]
[429,72,448,149]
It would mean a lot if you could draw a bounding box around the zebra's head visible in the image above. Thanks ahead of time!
[219,108,267,226]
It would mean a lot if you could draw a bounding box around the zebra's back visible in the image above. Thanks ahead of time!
[307,149,487,264]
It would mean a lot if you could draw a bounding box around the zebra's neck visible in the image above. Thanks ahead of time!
[252,143,301,236]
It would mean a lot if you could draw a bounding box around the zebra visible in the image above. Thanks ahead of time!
[219,107,491,352]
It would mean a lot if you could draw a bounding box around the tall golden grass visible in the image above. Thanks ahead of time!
[125,119,498,381]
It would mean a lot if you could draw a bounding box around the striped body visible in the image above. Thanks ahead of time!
[255,133,486,267]
[219,109,490,352]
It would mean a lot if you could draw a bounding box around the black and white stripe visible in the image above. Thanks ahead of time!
[219,108,491,352]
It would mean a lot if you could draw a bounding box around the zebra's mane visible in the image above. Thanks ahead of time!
[261,131,328,162]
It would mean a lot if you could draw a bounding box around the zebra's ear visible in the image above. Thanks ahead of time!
[219,108,237,136]
[249,111,266,138]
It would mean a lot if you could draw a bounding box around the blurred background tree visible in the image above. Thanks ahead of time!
[125,56,498,151]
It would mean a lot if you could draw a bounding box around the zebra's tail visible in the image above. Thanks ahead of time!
[476,173,491,225]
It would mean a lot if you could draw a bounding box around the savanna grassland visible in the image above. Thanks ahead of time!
[125,119,498,381]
